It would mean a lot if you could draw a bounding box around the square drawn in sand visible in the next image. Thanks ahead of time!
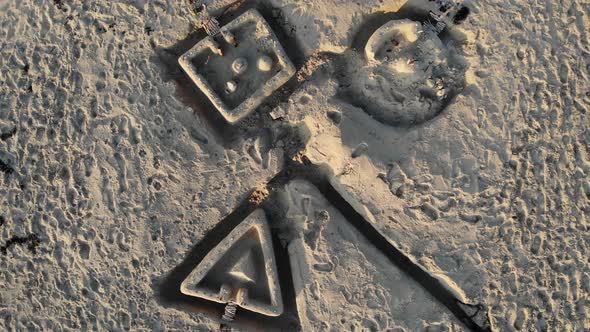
[179,9,296,123]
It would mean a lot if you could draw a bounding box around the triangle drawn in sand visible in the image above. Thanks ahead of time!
[180,209,283,317]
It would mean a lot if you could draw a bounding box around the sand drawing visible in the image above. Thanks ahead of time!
[178,9,296,123]
[343,16,467,127]
[4,0,587,331]
[159,1,494,331]
[180,209,283,318]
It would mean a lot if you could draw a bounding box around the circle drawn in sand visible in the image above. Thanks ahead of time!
[343,19,467,127]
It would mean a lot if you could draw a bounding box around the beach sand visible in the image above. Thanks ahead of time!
[0,0,589,331]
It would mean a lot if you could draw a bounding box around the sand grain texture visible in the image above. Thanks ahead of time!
[0,0,589,331]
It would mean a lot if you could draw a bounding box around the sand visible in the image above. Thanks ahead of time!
[0,0,589,331]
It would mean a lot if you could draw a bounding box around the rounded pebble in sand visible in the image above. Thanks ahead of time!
[231,57,248,75]
[226,80,237,93]
[257,55,273,72]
